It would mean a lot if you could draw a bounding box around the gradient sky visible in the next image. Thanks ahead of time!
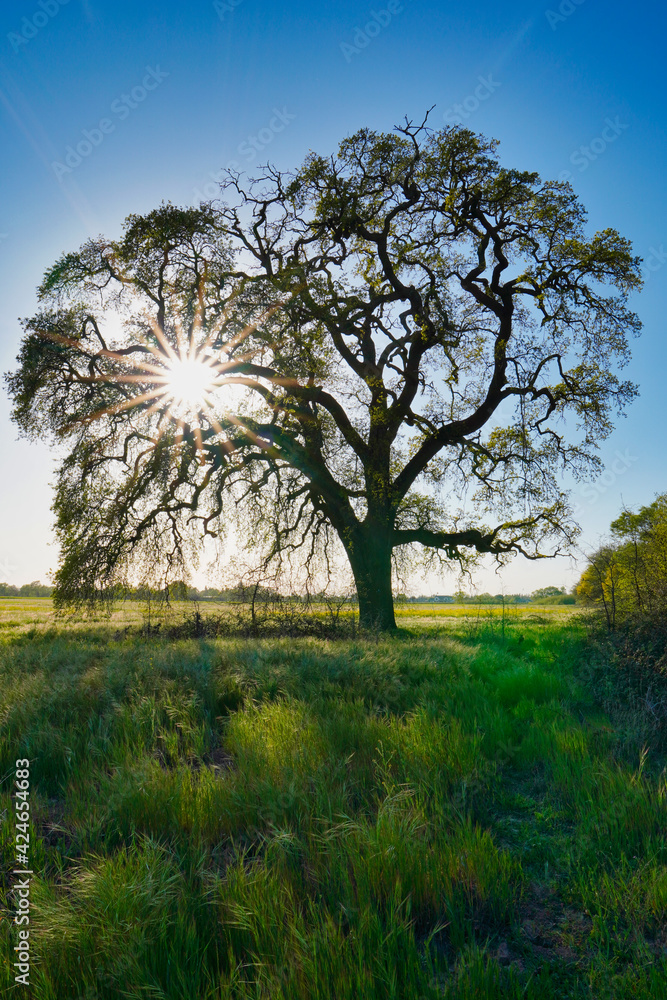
[0,0,664,595]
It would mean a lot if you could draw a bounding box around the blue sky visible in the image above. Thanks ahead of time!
[0,0,664,594]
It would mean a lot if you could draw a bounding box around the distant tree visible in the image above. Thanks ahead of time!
[531,585,565,600]
[18,581,53,597]
[578,494,667,628]
[6,118,642,630]
[166,579,189,601]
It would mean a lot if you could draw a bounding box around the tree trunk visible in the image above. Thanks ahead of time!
[348,527,397,632]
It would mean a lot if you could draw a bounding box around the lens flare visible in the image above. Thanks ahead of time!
[164,356,218,414]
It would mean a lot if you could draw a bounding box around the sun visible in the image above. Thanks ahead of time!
[163,356,219,414]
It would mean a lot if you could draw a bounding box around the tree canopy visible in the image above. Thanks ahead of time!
[6,118,642,629]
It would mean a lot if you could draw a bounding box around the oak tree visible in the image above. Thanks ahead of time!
[6,120,642,630]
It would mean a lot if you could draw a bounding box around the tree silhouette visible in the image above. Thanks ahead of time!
[6,119,642,629]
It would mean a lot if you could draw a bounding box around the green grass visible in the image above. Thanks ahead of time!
[1,604,666,997]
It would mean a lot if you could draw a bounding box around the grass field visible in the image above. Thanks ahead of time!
[0,597,578,633]
[1,599,666,997]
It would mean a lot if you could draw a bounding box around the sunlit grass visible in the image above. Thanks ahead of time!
[1,603,665,996]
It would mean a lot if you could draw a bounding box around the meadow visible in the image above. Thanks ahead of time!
[1,598,666,998]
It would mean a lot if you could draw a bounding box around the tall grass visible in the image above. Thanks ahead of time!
[1,612,666,997]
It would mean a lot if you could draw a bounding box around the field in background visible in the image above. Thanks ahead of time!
[0,597,579,636]
[1,599,665,998]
